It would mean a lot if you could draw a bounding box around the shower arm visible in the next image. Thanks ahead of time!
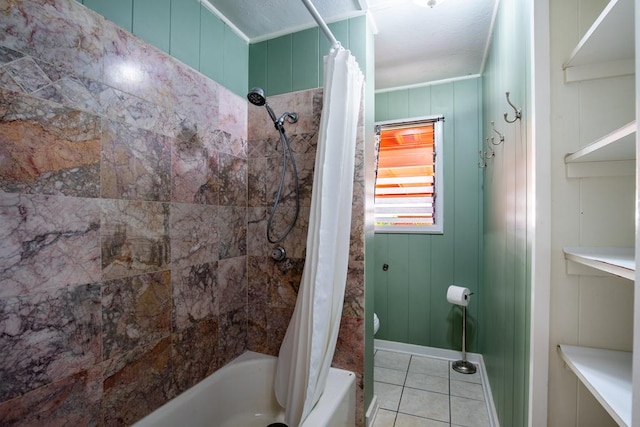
[300,0,341,50]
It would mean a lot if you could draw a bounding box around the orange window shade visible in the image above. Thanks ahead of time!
[376,124,435,198]
[375,123,437,228]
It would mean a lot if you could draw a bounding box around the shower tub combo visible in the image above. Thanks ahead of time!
[133,352,356,427]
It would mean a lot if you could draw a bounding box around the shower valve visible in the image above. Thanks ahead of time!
[271,245,286,261]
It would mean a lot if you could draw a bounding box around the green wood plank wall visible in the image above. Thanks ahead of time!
[248,16,368,96]
[480,0,531,424]
[78,0,248,96]
[374,78,483,352]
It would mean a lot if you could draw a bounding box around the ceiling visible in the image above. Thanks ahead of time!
[206,0,497,91]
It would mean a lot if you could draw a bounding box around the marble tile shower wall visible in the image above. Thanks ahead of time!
[246,88,366,425]
[0,1,248,425]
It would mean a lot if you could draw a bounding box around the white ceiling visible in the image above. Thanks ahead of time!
[206,0,497,91]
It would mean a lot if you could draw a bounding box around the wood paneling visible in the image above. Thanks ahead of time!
[374,78,482,352]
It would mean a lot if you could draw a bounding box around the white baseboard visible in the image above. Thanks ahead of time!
[365,394,379,427]
[374,339,500,427]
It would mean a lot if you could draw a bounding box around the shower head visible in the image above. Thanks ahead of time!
[247,87,266,106]
[247,87,279,125]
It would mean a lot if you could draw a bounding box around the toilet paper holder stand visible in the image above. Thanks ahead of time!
[453,293,476,375]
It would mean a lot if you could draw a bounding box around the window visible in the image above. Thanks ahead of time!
[374,116,444,234]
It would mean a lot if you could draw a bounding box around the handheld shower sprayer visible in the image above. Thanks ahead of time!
[246,87,301,247]
[247,87,298,130]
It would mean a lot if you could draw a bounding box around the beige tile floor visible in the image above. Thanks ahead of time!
[373,349,492,427]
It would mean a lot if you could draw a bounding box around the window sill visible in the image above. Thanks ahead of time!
[374,226,443,235]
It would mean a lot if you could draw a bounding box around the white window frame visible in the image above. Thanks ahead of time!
[374,115,444,234]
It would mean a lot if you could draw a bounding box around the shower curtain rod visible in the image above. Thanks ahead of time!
[301,0,341,50]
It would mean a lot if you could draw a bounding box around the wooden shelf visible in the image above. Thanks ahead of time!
[565,121,636,163]
[558,345,632,427]
[563,0,634,82]
[563,247,635,280]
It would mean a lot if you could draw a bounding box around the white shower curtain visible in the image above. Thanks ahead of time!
[274,46,364,426]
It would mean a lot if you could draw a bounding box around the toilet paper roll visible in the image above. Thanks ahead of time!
[447,285,471,306]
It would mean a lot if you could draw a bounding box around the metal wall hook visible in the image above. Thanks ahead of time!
[478,138,495,168]
[478,150,492,168]
[491,121,505,144]
[503,91,522,123]
[478,150,487,168]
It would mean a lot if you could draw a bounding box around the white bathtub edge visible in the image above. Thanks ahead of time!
[133,351,356,427]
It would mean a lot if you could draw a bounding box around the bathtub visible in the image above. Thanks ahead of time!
[133,351,356,427]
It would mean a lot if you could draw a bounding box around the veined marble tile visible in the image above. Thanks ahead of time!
[102,23,219,133]
[31,83,67,106]
[0,193,101,298]
[102,337,174,427]
[343,263,364,318]
[33,58,68,83]
[101,199,170,280]
[0,89,101,197]
[263,306,294,356]
[0,366,102,426]
[334,316,364,374]
[288,132,318,155]
[171,75,219,140]
[264,154,310,208]
[218,152,247,207]
[101,87,166,133]
[0,46,24,65]
[3,56,52,94]
[172,317,219,394]
[247,296,268,354]
[246,135,270,159]
[0,67,23,93]
[269,256,304,309]
[217,256,247,314]
[102,270,171,361]
[247,207,269,257]
[247,89,320,141]
[101,25,176,108]
[247,156,267,207]
[248,200,308,259]
[350,180,366,263]
[353,124,365,183]
[172,263,218,332]
[217,206,246,259]
[0,283,101,402]
[217,85,247,142]
[275,205,310,260]
[52,75,106,115]
[210,129,247,159]
[170,203,218,268]
[218,307,247,366]
[101,119,172,202]
[247,256,269,351]
[0,0,105,81]
[171,133,218,205]
[295,152,316,207]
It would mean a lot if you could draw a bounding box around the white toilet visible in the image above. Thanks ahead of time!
[373,313,380,335]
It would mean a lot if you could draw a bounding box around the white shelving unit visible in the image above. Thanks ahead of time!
[558,345,632,427]
[564,121,636,178]
[563,247,635,281]
[560,0,638,425]
[563,0,634,82]
[565,121,636,163]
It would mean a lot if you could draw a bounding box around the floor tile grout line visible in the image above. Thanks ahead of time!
[374,348,492,427]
